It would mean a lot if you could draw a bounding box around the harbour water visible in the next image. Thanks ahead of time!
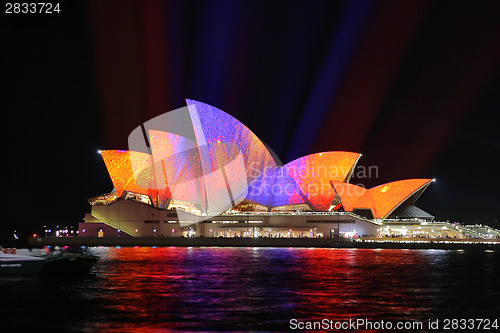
[1,247,499,332]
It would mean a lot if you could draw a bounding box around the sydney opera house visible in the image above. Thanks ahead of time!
[79,100,442,239]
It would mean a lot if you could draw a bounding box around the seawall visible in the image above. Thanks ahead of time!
[28,237,500,250]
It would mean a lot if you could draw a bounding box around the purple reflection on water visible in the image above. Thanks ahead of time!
[86,247,499,332]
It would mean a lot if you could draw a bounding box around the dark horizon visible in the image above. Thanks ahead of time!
[2,0,499,243]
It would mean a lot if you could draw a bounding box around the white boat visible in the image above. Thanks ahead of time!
[0,248,98,275]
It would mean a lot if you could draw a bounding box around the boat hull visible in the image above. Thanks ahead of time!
[40,255,99,275]
[0,258,46,275]
[0,253,99,275]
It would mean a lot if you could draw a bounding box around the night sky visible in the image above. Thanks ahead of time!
[2,0,499,243]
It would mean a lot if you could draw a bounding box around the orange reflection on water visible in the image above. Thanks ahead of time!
[292,249,430,321]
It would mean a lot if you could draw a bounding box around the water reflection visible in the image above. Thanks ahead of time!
[91,247,303,331]
[1,247,498,332]
[84,247,499,332]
